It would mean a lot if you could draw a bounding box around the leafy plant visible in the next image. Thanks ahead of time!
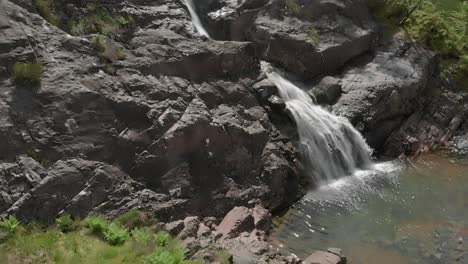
[0,215,21,235]
[56,214,74,233]
[154,231,171,247]
[12,62,43,85]
[85,215,109,234]
[103,223,129,246]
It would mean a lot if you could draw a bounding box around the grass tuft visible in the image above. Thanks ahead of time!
[309,28,320,47]
[12,63,42,85]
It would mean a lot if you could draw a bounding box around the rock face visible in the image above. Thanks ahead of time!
[0,0,467,261]
[0,0,303,223]
[333,37,437,152]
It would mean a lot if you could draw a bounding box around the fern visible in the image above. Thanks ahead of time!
[0,215,21,235]
[103,223,129,246]
[56,214,74,233]
[85,215,109,234]
[131,227,153,245]
[154,231,171,247]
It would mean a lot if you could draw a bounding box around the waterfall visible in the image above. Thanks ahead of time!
[183,0,211,38]
[261,62,373,183]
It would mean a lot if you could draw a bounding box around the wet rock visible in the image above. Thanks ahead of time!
[252,79,278,101]
[333,37,437,152]
[309,76,342,105]
[303,249,346,264]
[267,95,286,112]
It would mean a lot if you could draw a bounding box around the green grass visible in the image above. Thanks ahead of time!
[370,0,468,87]
[12,62,43,85]
[0,213,200,264]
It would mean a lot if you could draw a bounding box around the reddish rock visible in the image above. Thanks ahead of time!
[252,205,271,233]
[217,206,254,239]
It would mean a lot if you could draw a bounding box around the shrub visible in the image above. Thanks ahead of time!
[12,62,42,85]
[0,215,21,236]
[85,215,109,234]
[154,231,171,247]
[103,223,129,246]
[56,214,74,233]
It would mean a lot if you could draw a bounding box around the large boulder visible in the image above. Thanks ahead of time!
[333,37,437,152]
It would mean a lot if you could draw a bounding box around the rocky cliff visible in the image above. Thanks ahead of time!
[0,0,467,262]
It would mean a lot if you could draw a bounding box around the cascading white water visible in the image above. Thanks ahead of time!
[183,0,211,38]
[261,62,373,183]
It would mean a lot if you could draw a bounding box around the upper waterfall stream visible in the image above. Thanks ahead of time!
[262,63,373,183]
[183,0,210,38]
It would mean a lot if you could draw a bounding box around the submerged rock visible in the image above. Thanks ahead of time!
[303,248,346,264]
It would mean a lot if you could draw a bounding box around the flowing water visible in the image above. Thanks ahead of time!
[183,0,210,38]
[262,63,372,183]
[271,153,468,264]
